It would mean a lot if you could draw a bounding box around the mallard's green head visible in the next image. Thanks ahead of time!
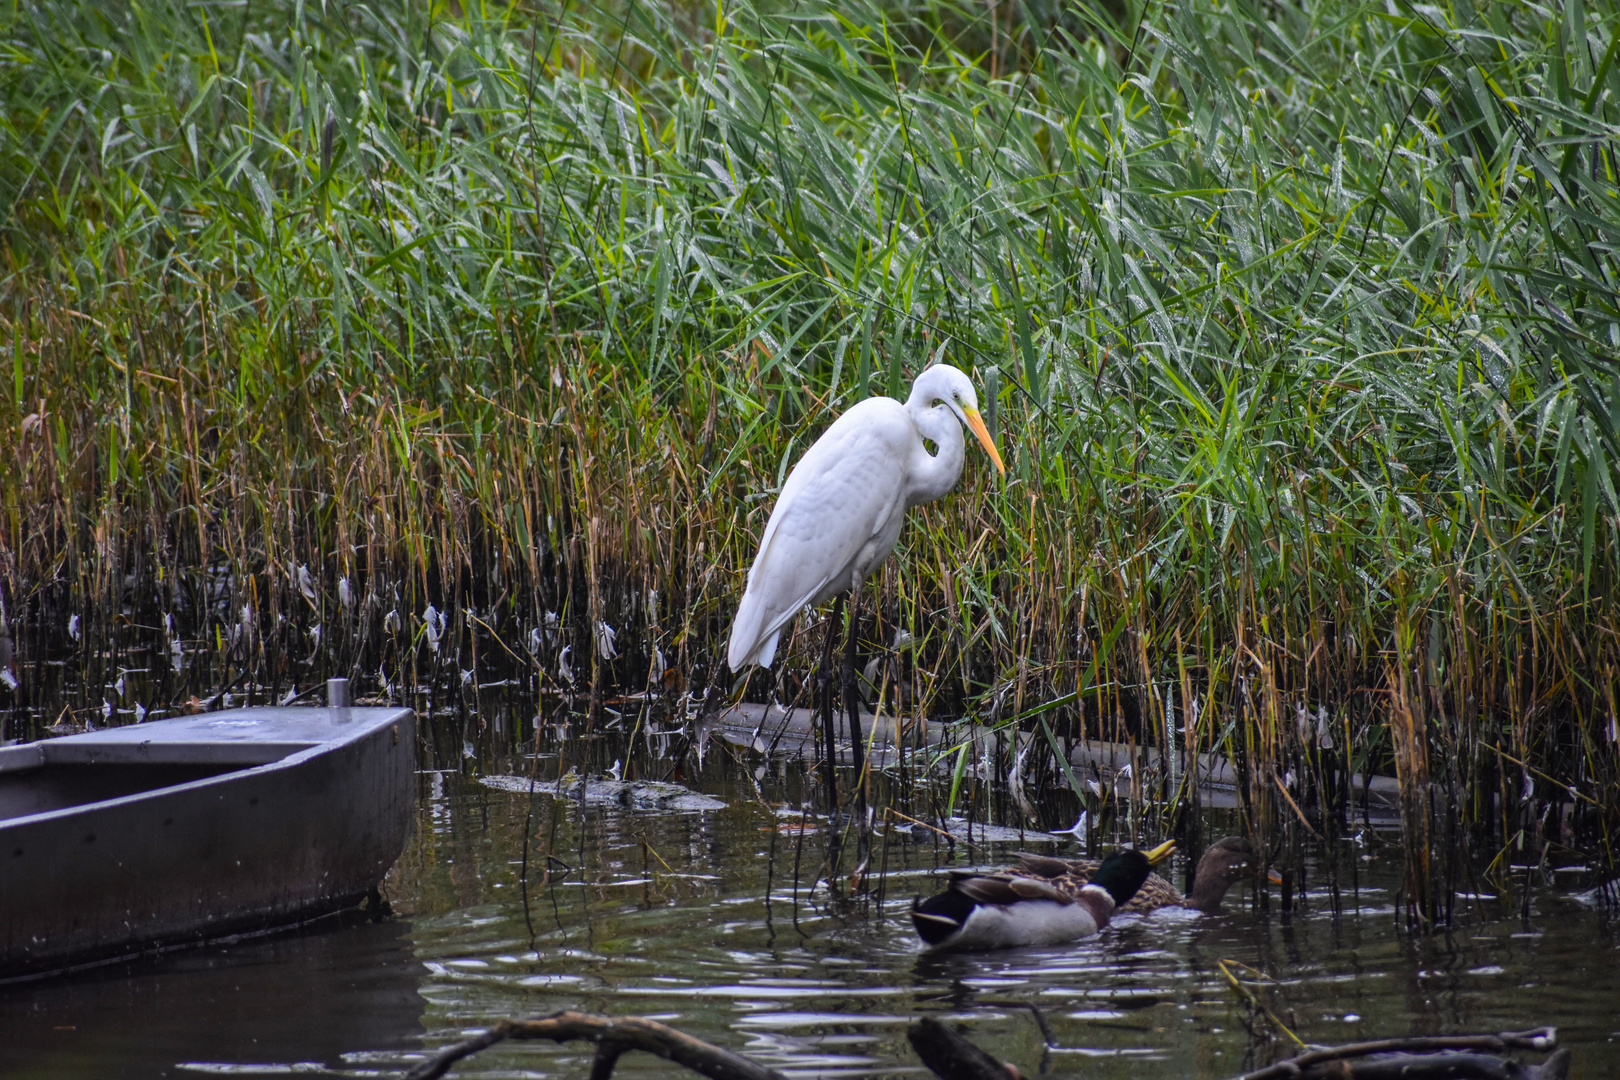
[1089,839,1175,908]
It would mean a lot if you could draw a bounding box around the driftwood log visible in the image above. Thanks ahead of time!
[400,1010,788,1080]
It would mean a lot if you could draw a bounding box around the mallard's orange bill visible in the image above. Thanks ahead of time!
[1144,838,1177,865]
[961,408,1006,475]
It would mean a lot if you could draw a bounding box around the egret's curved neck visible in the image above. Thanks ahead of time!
[905,399,966,507]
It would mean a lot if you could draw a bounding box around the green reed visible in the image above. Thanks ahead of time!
[2,0,1618,918]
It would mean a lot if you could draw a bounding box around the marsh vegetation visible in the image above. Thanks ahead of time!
[2,0,1619,921]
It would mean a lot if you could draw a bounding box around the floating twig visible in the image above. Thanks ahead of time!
[1216,958,1308,1050]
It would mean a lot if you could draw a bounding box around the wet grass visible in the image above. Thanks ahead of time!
[2,0,1619,921]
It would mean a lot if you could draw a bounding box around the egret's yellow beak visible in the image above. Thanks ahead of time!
[962,407,1005,475]
[1144,838,1177,865]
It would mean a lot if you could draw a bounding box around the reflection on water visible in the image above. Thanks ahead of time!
[4,754,1619,1079]
[0,914,424,1077]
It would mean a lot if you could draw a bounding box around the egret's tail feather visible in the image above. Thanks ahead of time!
[726,596,779,671]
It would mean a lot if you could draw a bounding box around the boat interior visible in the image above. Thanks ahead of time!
[0,741,310,822]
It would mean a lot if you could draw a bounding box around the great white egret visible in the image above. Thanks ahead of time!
[727,363,1005,672]
[725,363,1004,837]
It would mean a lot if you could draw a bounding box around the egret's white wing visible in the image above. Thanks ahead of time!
[728,399,912,669]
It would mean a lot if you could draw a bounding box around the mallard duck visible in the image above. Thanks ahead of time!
[911,839,1175,951]
[1012,836,1278,914]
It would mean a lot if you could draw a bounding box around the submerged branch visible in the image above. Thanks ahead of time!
[1227,1027,1566,1080]
[904,1016,1566,1080]
[400,1011,787,1080]
[406,1012,1568,1080]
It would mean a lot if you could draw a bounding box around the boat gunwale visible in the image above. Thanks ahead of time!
[0,705,413,831]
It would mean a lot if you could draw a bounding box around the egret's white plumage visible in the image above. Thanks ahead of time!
[727,364,1004,671]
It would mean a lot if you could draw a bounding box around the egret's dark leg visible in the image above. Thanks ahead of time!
[819,595,844,844]
[842,591,866,847]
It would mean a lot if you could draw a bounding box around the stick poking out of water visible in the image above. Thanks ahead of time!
[907,1017,1020,1079]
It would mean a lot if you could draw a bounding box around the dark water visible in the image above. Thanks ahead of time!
[3,752,1617,1080]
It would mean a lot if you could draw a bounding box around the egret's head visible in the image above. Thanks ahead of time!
[911,364,1006,475]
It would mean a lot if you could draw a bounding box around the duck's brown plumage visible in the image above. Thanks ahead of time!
[1014,836,1266,914]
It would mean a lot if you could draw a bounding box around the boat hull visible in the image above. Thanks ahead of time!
[0,704,415,980]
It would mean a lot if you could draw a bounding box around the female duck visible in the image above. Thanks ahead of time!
[1013,835,1278,915]
[911,839,1175,951]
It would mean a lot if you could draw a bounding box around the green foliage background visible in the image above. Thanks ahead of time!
[2,0,1618,825]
